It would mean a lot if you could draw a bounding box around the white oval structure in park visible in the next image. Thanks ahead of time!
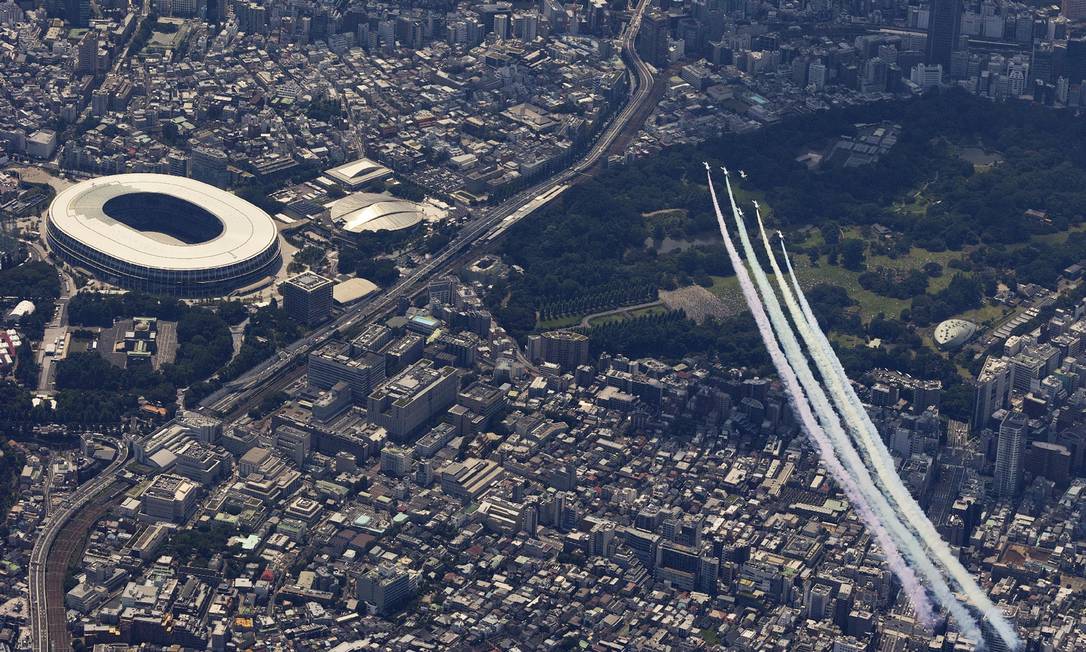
[933,318,977,350]
[47,173,281,297]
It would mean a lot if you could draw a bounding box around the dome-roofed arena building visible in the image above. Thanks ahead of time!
[47,174,281,297]
[933,318,977,350]
[327,192,430,235]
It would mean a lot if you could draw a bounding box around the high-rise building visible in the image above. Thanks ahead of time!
[994,411,1028,498]
[808,62,827,90]
[354,565,417,615]
[638,11,670,67]
[427,276,457,305]
[308,340,386,402]
[926,0,963,69]
[281,271,333,326]
[911,62,944,88]
[140,474,200,523]
[366,360,459,440]
[527,330,589,369]
[972,357,1011,430]
[236,0,268,34]
[1066,37,1086,86]
[1063,0,1086,20]
[76,33,97,75]
[65,0,90,26]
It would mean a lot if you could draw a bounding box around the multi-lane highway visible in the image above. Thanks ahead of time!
[28,437,130,651]
[200,0,654,418]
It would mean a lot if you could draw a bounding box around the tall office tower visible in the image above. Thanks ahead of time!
[1031,43,1056,87]
[236,0,268,34]
[1063,0,1086,20]
[76,33,97,75]
[281,271,333,326]
[972,357,1011,430]
[380,445,413,477]
[994,411,1028,498]
[275,424,311,466]
[512,12,538,41]
[353,566,418,615]
[427,276,456,305]
[638,11,670,67]
[1066,37,1086,86]
[65,0,89,26]
[808,61,828,90]
[493,12,509,39]
[926,0,963,69]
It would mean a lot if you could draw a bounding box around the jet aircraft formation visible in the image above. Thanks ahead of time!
[703,162,1021,652]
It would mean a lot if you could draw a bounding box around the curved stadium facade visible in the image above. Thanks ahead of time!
[47,174,281,297]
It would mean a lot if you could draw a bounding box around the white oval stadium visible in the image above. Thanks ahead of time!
[47,173,281,297]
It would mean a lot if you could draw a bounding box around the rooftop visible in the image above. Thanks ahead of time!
[48,174,279,272]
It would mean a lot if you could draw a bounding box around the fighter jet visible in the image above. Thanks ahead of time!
[720,165,730,176]
[702,161,711,170]
[752,200,760,209]
[739,170,748,179]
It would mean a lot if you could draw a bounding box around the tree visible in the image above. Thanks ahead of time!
[218,300,249,326]
[840,239,866,272]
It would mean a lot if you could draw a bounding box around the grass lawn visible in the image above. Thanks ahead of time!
[709,256,909,323]
[537,315,581,330]
[954,301,1010,329]
[629,305,666,318]
[1030,221,1086,247]
[831,333,867,348]
[585,304,666,327]
[700,628,720,646]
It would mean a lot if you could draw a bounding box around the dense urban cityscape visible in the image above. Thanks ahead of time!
[1,0,1086,649]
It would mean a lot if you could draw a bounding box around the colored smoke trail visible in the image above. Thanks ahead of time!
[770,229,1022,651]
[703,166,936,626]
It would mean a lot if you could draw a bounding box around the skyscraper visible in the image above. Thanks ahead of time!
[1066,37,1086,86]
[926,0,963,70]
[994,411,1028,498]
[638,11,670,67]
[281,271,333,326]
[1063,0,1086,21]
[972,357,1010,430]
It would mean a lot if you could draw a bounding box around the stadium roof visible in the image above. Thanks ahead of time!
[48,174,278,272]
[324,157,392,190]
[328,192,425,233]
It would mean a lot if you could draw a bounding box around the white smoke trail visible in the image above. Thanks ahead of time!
[768,224,1022,650]
[703,166,937,626]
[717,170,968,635]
